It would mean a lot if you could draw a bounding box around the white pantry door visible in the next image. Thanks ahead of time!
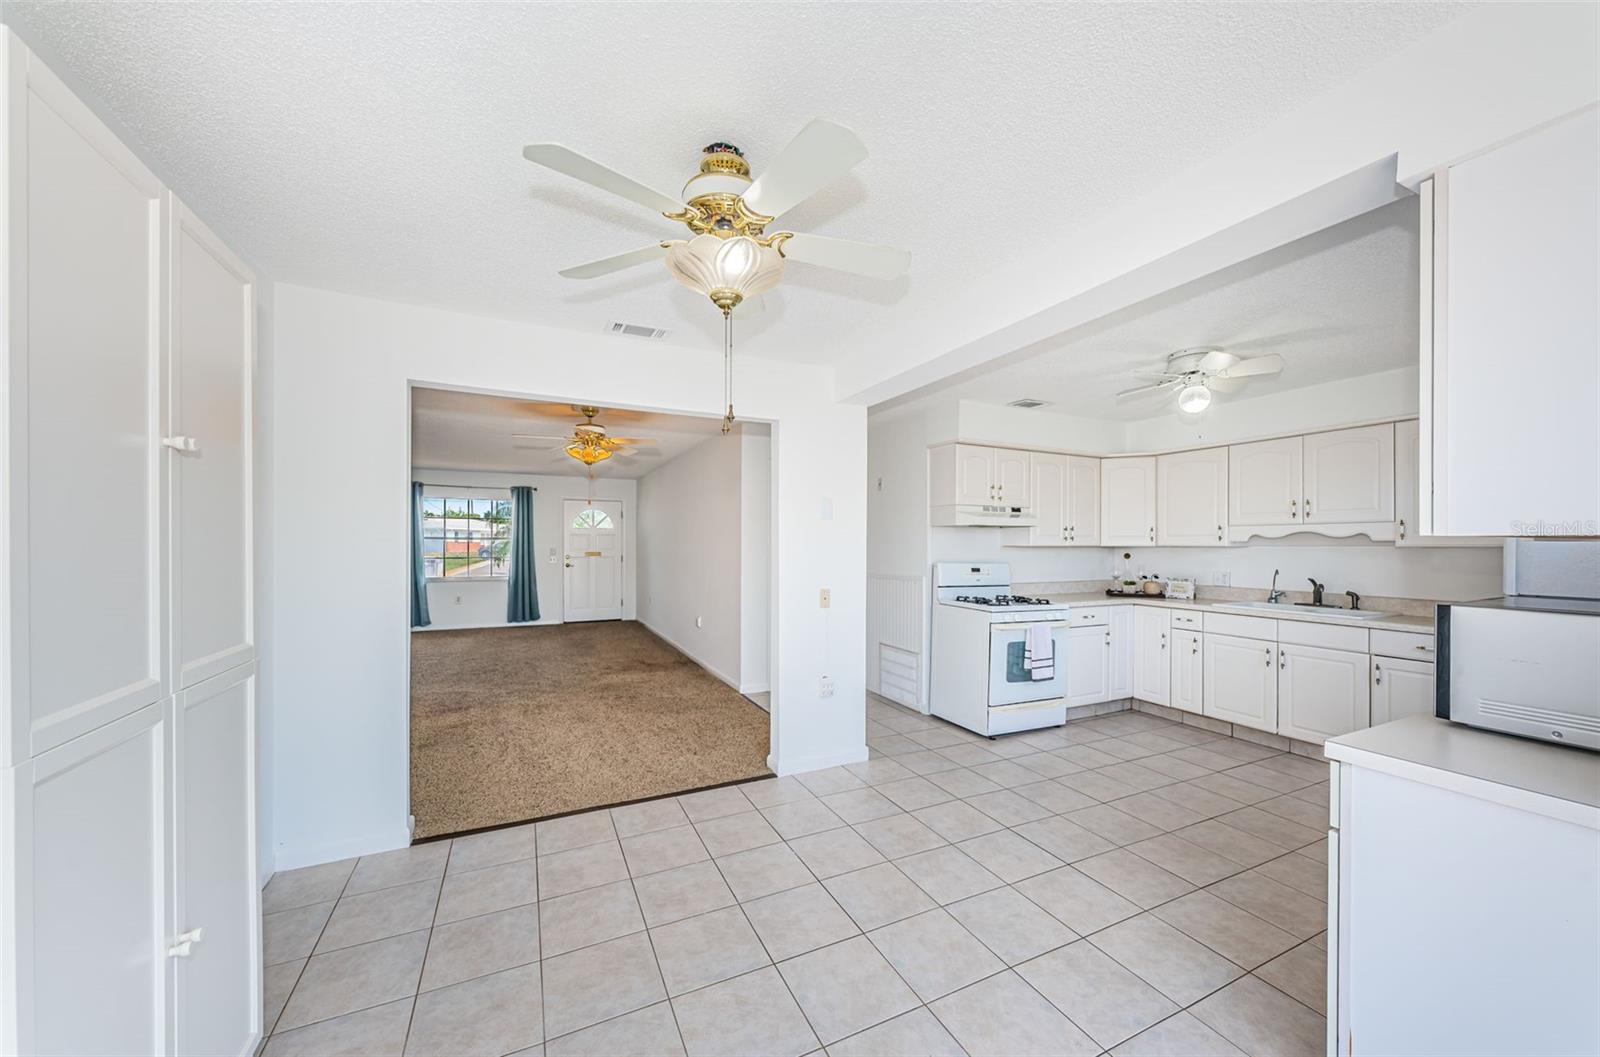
[563,499,623,622]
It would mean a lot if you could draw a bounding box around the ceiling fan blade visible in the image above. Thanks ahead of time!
[742,118,868,219]
[1206,377,1246,394]
[558,243,670,280]
[522,143,685,215]
[511,434,574,441]
[1213,354,1285,379]
[779,232,910,280]
[1116,380,1182,399]
[1196,348,1235,373]
[607,437,657,445]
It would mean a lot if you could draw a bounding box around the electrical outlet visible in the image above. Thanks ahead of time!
[455,595,463,605]
[1212,572,1231,587]
[819,676,834,698]
[819,588,831,609]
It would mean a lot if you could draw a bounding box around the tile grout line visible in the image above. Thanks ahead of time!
[398,838,454,1056]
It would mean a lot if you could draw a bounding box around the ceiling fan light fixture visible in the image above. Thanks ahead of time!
[664,234,785,315]
[1177,383,1212,414]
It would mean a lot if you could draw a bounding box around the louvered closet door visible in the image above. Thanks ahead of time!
[7,38,169,760]
[171,201,255,688]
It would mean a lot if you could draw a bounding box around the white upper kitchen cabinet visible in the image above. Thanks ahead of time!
[1203,633,1278,733]
[1277,642,1371,742]
[1102,456,1157,546]
[1064,624,1111,708]
[1170,628,1203,714]
[930,444,1030,508]
[5,40,169,763]
[1371,655,1436,725]
[992,448,1031,509]
[1157,447,1228,546]
[1422,106,1599,538]
[1009,453,1099,546]
[172,202,256,690]
[1131,605,1170,706]
[1229,436,1301,527]
[1302,423,1394,526]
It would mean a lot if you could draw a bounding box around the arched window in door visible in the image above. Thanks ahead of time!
[571,507,613,530]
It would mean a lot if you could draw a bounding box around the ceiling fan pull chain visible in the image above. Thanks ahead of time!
[722,309,736,434]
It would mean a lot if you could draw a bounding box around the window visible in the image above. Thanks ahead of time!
[422,496,511,578]
[570,507,613,530]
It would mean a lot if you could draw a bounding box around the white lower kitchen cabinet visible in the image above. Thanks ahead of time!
[1064,625,1112,708]
[173,666,260,1057]
[1170,629,1203,713]
[1108,606,1134,700]
[1277,642,1371,742]
[1131,606,1170,706]
[1327,718,1600,1056]
[1202,633,1278,732]
[7,705,170,1056]
[1370,655,1435,725]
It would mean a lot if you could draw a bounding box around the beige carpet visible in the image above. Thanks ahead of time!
[410,621,772,838]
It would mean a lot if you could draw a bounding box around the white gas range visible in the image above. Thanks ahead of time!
[929,562,1072,737]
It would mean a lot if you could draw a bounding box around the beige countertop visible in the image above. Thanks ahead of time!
[1042,591,1436,633]
[1327,716,1600,829]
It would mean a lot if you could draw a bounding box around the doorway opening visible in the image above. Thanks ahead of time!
[406,386,775,839]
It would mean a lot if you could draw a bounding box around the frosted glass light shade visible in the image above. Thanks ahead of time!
[664,234,785,312]
[1177,384,1212,413]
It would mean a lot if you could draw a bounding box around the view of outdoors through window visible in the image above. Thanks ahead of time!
[422,497,511,578]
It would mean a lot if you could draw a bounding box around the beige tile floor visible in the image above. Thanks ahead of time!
[259,704,1331,1057]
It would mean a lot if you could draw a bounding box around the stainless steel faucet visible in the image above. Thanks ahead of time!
[1267,569,1284,604]
[1307,578,1326,606]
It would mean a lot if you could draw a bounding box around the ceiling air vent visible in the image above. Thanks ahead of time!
[607,321,669,340]
[1006,398,1051,409]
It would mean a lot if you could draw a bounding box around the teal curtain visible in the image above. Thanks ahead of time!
[507,485,540,623]
[410,482,431,628]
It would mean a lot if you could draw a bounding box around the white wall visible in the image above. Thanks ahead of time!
[413,470,636,629]
[636,435,745,688]
[740,430,772,693]
[268,284,866,869]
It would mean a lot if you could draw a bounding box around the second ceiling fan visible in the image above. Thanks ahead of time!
[1117,347,1286,413]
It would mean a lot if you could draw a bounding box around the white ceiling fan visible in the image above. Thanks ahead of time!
[522,119,910,310]
[1117,347,1285,413]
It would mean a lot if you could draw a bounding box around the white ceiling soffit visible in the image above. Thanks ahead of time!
[3,2,1465,366]
[910,195,1420,420]
[409,389,757,478]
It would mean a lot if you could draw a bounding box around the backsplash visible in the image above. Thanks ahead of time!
[1017,578,1441,617]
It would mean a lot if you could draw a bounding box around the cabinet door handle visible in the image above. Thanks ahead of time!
[1148,527,1155,542]
[1217,523,1223,542]
[168,927,204,958]
[1374,663,1383,686]
[1304,499,1312,519]
[1398,518,1406,541]
[1192,641,1199,655]
[1265,647,1272,666]
[1415,644,1432,653]
[161,435,199,453]
[1279,648,1287,670]
[1289,498,1297,519]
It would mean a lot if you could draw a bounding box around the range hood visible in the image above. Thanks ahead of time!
[930,503,1038,527]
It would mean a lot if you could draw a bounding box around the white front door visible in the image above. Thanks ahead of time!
[563,499,623,622]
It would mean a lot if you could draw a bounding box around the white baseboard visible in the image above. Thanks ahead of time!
[771,743,869,776]
[413,618,553,633]
[739,682,771,695]
[637,617,741,690]
[271,823,413,874]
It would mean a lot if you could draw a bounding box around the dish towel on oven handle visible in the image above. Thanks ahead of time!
[1023,622,1055,681]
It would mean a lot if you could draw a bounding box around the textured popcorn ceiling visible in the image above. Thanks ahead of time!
[5,2,1464,365]
[929,196,1422,418]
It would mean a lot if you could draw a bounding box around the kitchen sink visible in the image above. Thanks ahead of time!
[1212,600,1389,621]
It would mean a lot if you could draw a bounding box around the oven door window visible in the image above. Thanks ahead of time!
[1005,641,1033,683]
[990,625,1066,707]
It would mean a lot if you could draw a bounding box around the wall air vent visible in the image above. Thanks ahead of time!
[607,321,669,340]
[1006,398,1051,409]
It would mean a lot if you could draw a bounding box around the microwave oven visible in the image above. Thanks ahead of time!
[1437,596,1600,751]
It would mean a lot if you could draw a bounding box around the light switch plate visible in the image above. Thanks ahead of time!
[819,588,831,608]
